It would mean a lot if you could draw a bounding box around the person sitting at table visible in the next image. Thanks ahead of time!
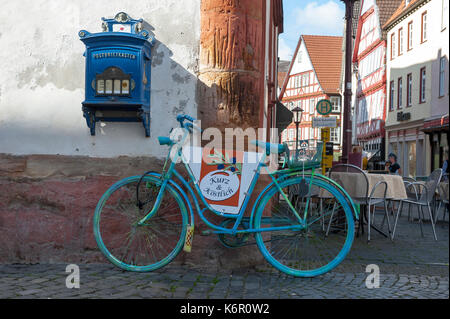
[442,151,449,181]
[385,153,402,175]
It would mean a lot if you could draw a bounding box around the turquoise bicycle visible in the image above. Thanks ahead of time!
[93,115,358,277]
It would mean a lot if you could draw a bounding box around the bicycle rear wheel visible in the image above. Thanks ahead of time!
[254,176,355,277]
[93,175,188,272]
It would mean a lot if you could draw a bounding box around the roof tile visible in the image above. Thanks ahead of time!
[382,0,425,29]
[302,35,343,94]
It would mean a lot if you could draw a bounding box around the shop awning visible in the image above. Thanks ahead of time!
[422,115,449,133]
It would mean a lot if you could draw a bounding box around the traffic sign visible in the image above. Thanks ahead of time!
[321,128,333,175]
[316,99,333,116]
[313,116,337,128]
[321,128,331,142]
[299,140,309,149]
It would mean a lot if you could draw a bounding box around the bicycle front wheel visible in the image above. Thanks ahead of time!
[93,175,188,272]
[254,176,355,277]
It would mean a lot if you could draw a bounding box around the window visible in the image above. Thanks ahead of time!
[309,99,315,114]
[443,0,448,30]
[421,11,427,43]
[330,128,340,144]
[331,97,341,113]
[398,77,403,109]
[303,73,309,87]
[358,46,384,79]
[408,21,413,50]
[298,51,303,63]
[398,28,404,55]
[407,73,412,107]
[289,129,295,141]
[391,33,396,59]
[420,67,426,103]
[390,81,395,111]
[440,57,446,97]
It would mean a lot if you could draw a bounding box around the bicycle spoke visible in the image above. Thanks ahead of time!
[254,176,354,277]
[94,177,187,271]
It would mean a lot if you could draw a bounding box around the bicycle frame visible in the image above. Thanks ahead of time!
[137,127,358,236]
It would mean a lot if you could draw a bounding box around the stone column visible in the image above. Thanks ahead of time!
[198,0,265,132]
[187,0,269,271]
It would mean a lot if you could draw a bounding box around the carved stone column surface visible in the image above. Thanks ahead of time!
[198,0,264,130]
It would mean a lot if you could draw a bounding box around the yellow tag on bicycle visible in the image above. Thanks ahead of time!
[184,226,195,253]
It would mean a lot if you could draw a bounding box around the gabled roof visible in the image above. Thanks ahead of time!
[280,35,343,98]
[277,60,290,89]
[383,0,427,30]
[278,71,287,90]
[376,0,404,31]
[352,0,363,38]
[303,35,343,94]
[353,0,402,61]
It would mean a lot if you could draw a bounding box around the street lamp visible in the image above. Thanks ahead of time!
[341,0,356,164]
[292,106,304,156]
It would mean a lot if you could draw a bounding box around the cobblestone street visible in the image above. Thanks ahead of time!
[0,215,448,299]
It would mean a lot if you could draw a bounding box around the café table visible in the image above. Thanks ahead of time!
[322,172,408,239]
[328,172,408,200]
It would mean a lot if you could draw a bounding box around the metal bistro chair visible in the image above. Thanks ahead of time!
[402,176,418,221]
[392,169,443,241]
[434,173,449,223]
[287,141,323,212]
[327,164,392,242]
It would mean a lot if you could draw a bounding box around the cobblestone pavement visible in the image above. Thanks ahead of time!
[0,215,448,299]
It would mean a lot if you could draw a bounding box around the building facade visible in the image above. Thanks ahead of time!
[352,0,402,165]
[279,35,343,155]
[0,0,283,266]
[383,0,448,177]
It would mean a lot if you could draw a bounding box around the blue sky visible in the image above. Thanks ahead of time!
[279,0,346,60]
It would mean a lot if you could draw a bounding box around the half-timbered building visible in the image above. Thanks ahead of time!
[352,0,402,164]
[279,35,343,154]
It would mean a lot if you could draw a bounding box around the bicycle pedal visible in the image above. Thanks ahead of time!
[183,226,195,253]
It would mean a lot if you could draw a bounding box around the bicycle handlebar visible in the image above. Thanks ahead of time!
[177,114,201,133]
[177,114,196,126]
[185,122,202,133]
